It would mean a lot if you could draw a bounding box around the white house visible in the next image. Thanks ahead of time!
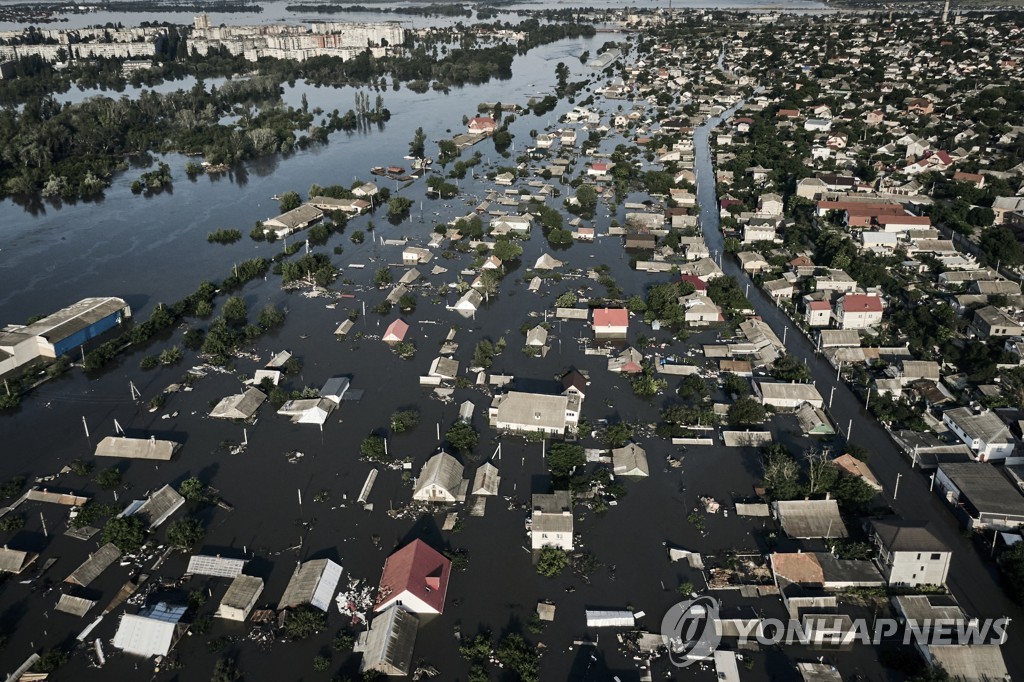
[870,519,951,587]
[412,451,467,503]
[489,391,580,435]
[753,381,824,409]
[531,491,574,550]
[941,407,1015,461]
[835,294,884,329]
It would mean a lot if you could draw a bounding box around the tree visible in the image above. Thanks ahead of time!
[536,547,568,577]
[102,516,145,553]
[630,370,667,396]
[360,435,390,462]
[603,422,632,448]
[677,374,711,401]
[211,657,240,682]
[1000,542,1024,602]
[178,477,205,502]
[472,339,495,368]
[278,190,302,213]
[492,240,522,262]
[387,196,413,218]
[496,634,539,682]
[727,396,766,426]
[771,354,812,382]
[555,291,577,307]
[548,442,584,480]
[390,410,420,433]
[409,126,426,159]
[258,303,286,329]
[222,296,247,326]
[167,516,204,549]
[722,373,750,396]
[805,449,838,494]
[980,225,1024,267]
[446,421,478,452]
[374,267,393,286]
[283,606,327,640]
[761,447,801,501]
[94,467,122,490]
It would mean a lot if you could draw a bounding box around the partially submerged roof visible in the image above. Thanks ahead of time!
[279,559,342,611]
[131,484,185,529]
[210,387,266,420]
[17,297,128,344]
[66,543,121,586]
[359,605,419,676]
[773,499,847,538]
[612,443,649,477]
[55,594,96,617]
[413,452,465,501]
[0,547,37,574]
[112,602,187,658]
[94,436,180,461]
[187,554,247,578]
[218,575,264,614]
[472,462,500,496]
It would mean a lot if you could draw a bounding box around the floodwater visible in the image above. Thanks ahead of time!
[0,32,1015,682]
[0,0,832,32]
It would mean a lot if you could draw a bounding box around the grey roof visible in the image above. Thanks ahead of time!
[944,407,1013,445]
[187,554,247,578]
[266,204,323,230]
[533,491,572,514]
[320,377,350,404]
[219,575,264,613]
[55,594,96,617]
[17,297,128,344]
[94,436,180,461]
[818,330,862,347]
[134,484,185,529]
[429,356,460,379]
[413,452,465,500]
[66,543,122,586]
[756,381,824,404]
[210,387,266,420]
[113,602,186,658]
[892,594,966,624]
[491,391,569,432]
[360,605,418,676]
[773,500,847,538]
[334,319,355,336]
[612,443,649,477]
[927,644,1008,681]
[279,559,342,610]
[814,553,883,585]
[525,325,548,346]
[533,514,574,534]
[938,463,1024,516]
[796,403,834,433]
[472,463,500,496]
[0,547,36,573]
[870,519,949,553]
[796,662,843,682]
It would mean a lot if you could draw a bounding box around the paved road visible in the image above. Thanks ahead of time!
[692,105,1024,675]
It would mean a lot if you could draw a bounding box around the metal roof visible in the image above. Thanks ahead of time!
[471,463,500,496]
[279,559,342,611]
[871,519,949,553]
[491,391,569,432]
[55,594,96,617]
[773,500,847,538]
[18,297,128,343]
[187,554,247,578]
[65,543,121,586]
[413,452,464,501]
[612,443,649,477]
[0,547,36,573]
[360,605,418,676]
[219,575,264,612]
[927,644,1008,681]
[938,463,1024,516]
[94,436,180,461]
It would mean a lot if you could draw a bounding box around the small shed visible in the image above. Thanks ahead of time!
[55,594,96,617]
[358,605,418,676]
[585,610,635,627]
[334,319,355,337]
[112,602,188,658]
[472,463,500,496]
[458,400,474,422]
[126,484,185,529]
[216,575,264,622]
[320,377,351,406]
[525,325,549,347]
[382,319,409,344]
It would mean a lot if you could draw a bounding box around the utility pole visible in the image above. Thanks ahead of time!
[865,388,872,410]
[829,386,836,409]
[846,419,852,441]
[894,472,902,500]
[82,416,90,439]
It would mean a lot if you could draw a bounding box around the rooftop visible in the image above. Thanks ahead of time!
[871,518,949,553]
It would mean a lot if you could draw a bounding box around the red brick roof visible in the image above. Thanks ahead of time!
[679,274,708,291]
[383,319,409,342]
[808,300,831,310]
[840,294,883,313]
[593,308,629,328]
[375,539,451,614]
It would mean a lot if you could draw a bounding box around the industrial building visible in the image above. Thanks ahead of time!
[0,297,130,375]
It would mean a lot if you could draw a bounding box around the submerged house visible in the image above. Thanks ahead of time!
[358,605,419,676]
[374,538,452,615]
[216,575,264,622]
[112,602,188,658]
[210,387,266,420]
[278,559,343,611]
[531,491,574,551]
[412,451,467,503]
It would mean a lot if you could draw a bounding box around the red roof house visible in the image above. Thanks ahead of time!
[374,539,451,615]
[467,116,497,134]
[382,319,409,343]
[679,274,708,294]
[592,308,628,338]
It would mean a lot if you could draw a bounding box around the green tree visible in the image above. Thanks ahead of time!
[409,126,427,158]
[496,634,539,682]
[727,396,766,426]
[536,547,568,577]
[258,303,286,329]
[771,354,812,382]
[374,267,393,286]
[555,291,577,307]
[390,410,420,433]
[278,190,301,213]
[102,515,145,553]
[722,373,750,396]
[211,657,240,682]
[980,225,1024,267]
[446,421,478,452]
[167,516,204,550]
[94,467,122,490]
[603,422,632,448]
[360,435,390,462]
[387,196,413,218]
[222,296,247,326]
[178,477,205,502]
[492,240,522,262]
[472,339,495,368]
[548,442,584,480]
[283,606,327,640]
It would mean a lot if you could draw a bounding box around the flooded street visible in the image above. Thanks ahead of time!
[0,24,977,682]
